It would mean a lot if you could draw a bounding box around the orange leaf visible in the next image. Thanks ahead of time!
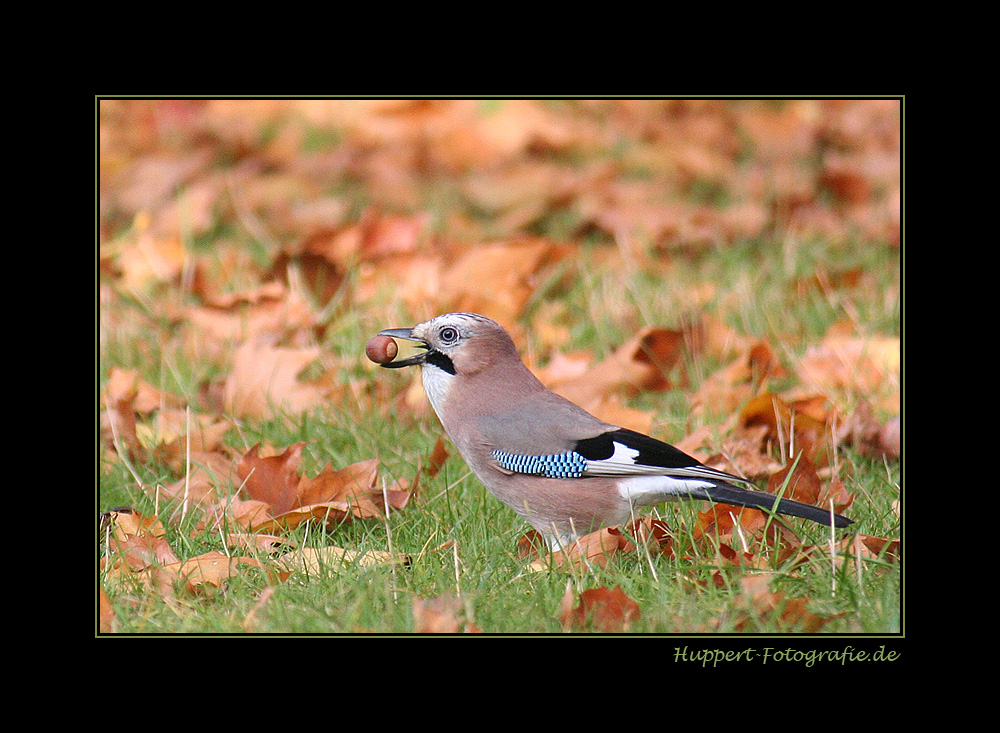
[223,340,324,420]
[525,527,631,572]
[237,443,306,515]
[295,458,379,508]
[412,593,480,633]
[560,585,641,632]
[731,574,838,633]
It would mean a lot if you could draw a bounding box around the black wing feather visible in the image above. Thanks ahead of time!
[695,483,853,528]
[574,428,705,469]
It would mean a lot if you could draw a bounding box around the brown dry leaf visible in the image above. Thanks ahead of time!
[167,551,263,595]
[102,510,180,571]
[138,409,233,469]
[218,444,414,533]
[796,335,900,407]
[412,592,481,633]
[200,496,275,533]
[768,453,854,515]
[624,517,675,558]
[678,423,781,481]
[237,443,307,516]
[836,399,900,459]
[276,545,411,575]
[295,458,379,511]
[846,534,900,564]
[104,367,184,414]
[693,313,756,362]
[270,210,430,303]
[155,454,234,509]
[738,392,831,465]
[547,327,685,410]
[184,281,319,345]
[690,340,787,418]
[730,573,838,633]
[582,396,654,435]
[224,532,293,553]
[782,533,899,579]
[438,238,571,323]
[694,503,803,562]
[101,367,186,459]
[101,510,261,598]
[101,383,140,459]
[524,527,632,572]
[223,339,325,420]
[112,216,188,290]
[424,437,450,479]
[768,454,822,505]
[99,588,118,633]
[559,585,641,632]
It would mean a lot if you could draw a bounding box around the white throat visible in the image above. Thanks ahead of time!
[420,362,454,417]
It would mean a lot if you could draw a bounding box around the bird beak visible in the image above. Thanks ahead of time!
[377,328,429,368]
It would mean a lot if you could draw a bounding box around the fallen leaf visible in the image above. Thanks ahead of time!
[223,340,325,420]
[412,592,480,633]
[168,551,263,595]
[548,327,685,409]
[276,545,411,575]
[796,335,900,403]
[523,527,632,572]
[559,585,641,632]
[729,573,838,633]
[238,443,307,515]
[690,341,787,418]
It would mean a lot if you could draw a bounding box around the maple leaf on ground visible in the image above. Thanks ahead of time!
[237,443,307,515]
[100,509,264,599]
[154,451,235,509]
[99,588,118,633]
[559,585,641,633]
[547,326,686,405]
[101,367,186,461]
[690,341,789,419]
[795,335,900,411]
[624,517,675,558]
[779,533,899,579]
[538,326,685,432]
[836,398,900,459]
[694,503,803,560]
[183,281,319,345]
[223,339,325,420]
[411,592,481,633]
[520,527,633,573]
[728,574,840,633]
[168,551,265,596]
[217,443,414,534]
[101,510,180,572]
[109,217,189,290]
[767,452,854,516]
[276,545,411,576]
[438,238,572,324]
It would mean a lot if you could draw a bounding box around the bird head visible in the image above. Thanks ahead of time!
[378,312,516,377]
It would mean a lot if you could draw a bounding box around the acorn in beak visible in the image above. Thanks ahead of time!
[376,328,429,368]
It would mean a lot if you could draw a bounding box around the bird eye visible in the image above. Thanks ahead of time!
[439,326,459,344]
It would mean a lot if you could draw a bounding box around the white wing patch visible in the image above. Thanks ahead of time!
[616,475,715,505]
[580,439,751,483]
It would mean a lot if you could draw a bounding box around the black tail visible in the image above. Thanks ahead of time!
[696,483,853,529]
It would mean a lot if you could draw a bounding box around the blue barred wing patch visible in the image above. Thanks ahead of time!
[491,449,587,478]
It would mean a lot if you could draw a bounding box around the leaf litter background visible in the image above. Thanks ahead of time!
[98,99,900,633]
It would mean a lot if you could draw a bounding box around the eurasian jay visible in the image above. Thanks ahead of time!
[378,312,853,550]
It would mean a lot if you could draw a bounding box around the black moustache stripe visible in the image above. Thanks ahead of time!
[424,350,456,375]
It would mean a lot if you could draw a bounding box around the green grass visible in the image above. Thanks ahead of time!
[99,236,900,636]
